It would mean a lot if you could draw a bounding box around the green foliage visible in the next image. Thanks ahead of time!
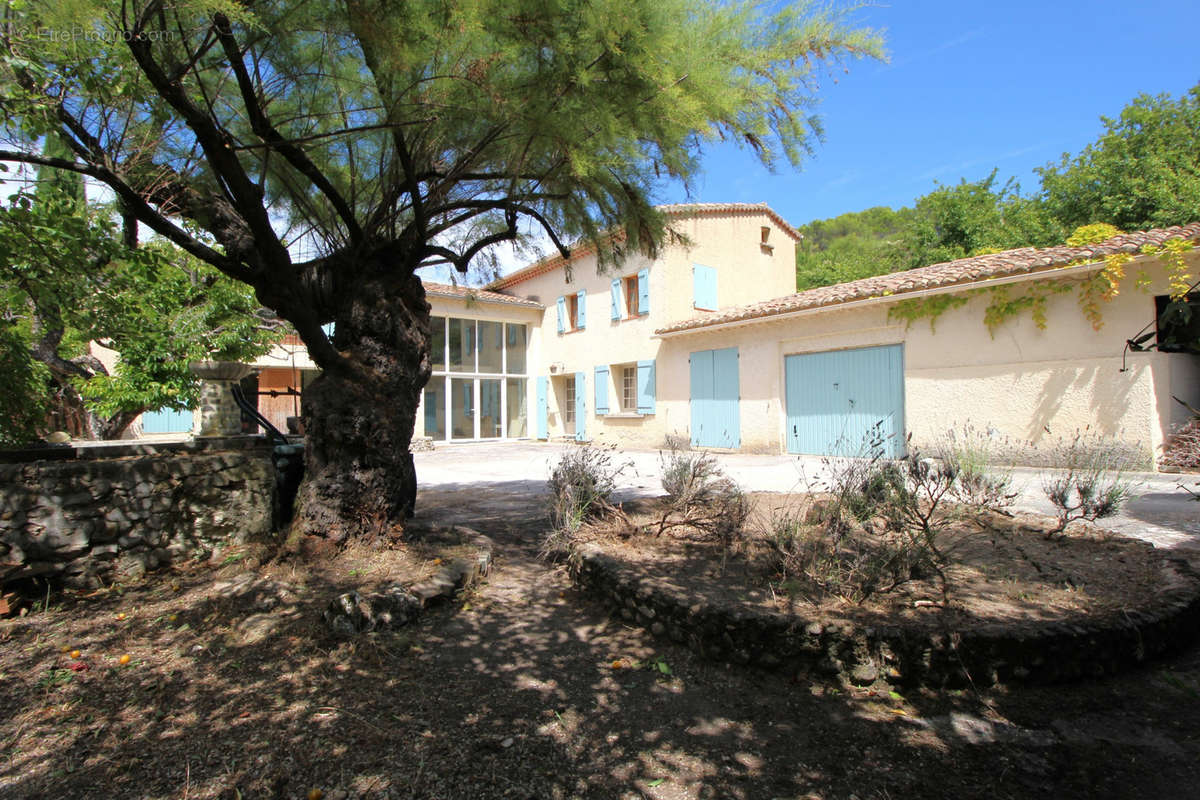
[794,206,910,290]
[1,0,885,280]
[893,171,1064,271]
[887,293,969,331]
[1066,223,1123,247]
[1042,430,1139,537]
[1039,85,1200,231]
[794,83,1200,305]
[0,185,279,443]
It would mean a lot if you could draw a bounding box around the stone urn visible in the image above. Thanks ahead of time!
[189,360,254,437]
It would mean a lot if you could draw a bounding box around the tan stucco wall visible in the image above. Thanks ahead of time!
[652,250,1199,466]
[498,209,799,443]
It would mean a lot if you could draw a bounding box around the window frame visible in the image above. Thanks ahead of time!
[620,365,638,413]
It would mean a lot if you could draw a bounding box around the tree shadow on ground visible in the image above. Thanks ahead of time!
[2,482,1200,799]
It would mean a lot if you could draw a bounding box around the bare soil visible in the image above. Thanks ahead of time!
[592,493,1171,631]
[1,486,1199,800]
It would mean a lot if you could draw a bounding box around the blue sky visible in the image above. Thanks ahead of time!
[664,0,1200,227]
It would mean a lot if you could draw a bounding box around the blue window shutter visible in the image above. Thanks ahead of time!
[576,290,586,329]
[637,269,649,315]
[321,322,336,338]
[574,371,586,441]
[610,279,621,320]
[556,296,566,334]
[637,359,656,414]
[693,264,717,310]
[463,382,473,417]
[536,377,549,439]
[424,392,438,435]
[594,365,609,415]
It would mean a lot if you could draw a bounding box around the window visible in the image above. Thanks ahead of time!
[430,316,446,371]
[564,380,576,424]
[621,365,637,412]
[448,318,474,371]
[624,277,639,318]
[506,378,527,437]
[478,321,503,373]
[557,293,586,332]
[505,324,527,373]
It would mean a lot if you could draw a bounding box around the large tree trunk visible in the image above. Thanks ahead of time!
[293,273,431,542]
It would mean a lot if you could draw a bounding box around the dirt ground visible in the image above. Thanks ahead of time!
[2,486,1200,800]
[592,494,1172,631]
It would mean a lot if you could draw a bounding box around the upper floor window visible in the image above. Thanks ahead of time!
[557,290,587,333]
[623,277,639,318]
[431,317,527,374]
[608,269,650,321]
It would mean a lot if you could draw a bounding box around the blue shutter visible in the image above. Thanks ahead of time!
[692,264,717,310]
[321,322,336,339]
[637,268,649,315]
[610,279,621,320]
[463,382,473,417]
[576,290,586,329]
[574,371,586,441]
[424,391,438,436]
[556,296,566,334]
[594,365,610,415]
[536,377,549,439]
[637,360,656,414]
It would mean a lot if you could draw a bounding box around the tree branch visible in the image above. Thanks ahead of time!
[213,12,364,244]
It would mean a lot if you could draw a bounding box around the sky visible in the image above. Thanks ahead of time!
[662,0,1200,227]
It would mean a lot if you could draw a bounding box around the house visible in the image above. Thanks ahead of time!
[146,203,1200,469]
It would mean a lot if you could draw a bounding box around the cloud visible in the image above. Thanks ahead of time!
[885,28,986,71]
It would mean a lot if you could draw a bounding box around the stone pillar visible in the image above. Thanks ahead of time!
[189,361,254,437]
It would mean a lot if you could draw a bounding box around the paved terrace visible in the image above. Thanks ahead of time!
[415,442,1200,550]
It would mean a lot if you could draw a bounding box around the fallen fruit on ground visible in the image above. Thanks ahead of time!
[69,650,80,659]
[118,654,131,665]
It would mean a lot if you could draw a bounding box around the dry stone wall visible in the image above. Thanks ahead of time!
[0,437,277,589]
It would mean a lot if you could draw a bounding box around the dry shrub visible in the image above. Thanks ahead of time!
[654,448,749,551]
[1161,416,1200,470]
[766,507,933,605]
[541,444,630,560]
[772,424,1019,604]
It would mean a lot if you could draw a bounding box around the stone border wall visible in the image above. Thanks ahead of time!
[570,543,1200,687]
[1,437,278,589]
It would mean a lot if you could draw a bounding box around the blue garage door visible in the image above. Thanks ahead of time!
[141,407,193,434]
[785,344,905,458]
[690,347,739,448]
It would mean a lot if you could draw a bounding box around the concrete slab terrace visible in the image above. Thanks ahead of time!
[413,442,1200,551]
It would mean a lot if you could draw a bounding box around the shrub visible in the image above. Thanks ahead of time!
[542,445,630,559]
[654,448,749,551]
[1161,416,1200,470]
[937,424,1018,512]
[782,424,1020,603]
[767,505,933,605]
[1042,429,1139,537]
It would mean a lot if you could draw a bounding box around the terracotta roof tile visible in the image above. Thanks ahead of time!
[656,222,1200,335]
[422,281,543,309]
[490,203,799,290]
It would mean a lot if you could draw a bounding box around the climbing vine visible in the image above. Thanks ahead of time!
[887,293,968,331]
[886,225,1195,335]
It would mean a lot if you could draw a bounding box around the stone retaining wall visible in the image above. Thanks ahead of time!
[0,437,278,589]
[570,543,1200,687]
